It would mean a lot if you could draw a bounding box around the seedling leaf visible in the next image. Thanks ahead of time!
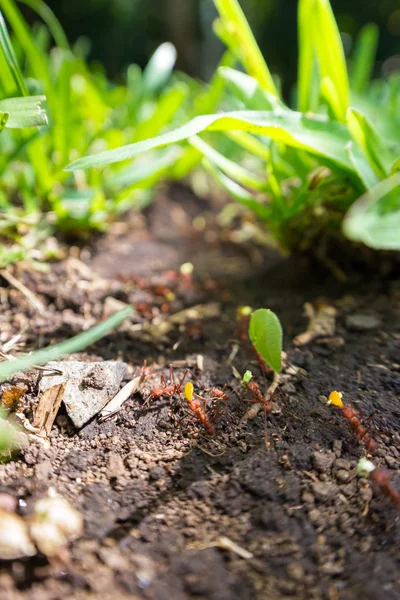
[249,309,282,374]
[242,370,253,385]
[343,172,400,249]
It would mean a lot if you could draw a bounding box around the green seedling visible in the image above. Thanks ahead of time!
[0,409,20,461]
[241,370,253,386]
[248,309,282,374]
[67,0,400,253]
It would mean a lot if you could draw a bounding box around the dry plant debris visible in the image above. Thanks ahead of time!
[293,300,338,346]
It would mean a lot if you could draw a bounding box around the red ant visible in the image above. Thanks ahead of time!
[328,391,376,453]
[183,382,216,435]
[370,468,400,510]
[207,386,229,403]
[149,365,192,401]
[243,379,279,418]
[358,459,400,510]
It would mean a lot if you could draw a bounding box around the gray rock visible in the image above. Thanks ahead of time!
[312,451,335,473]
[38,361,126,428]
[345,314,381,331]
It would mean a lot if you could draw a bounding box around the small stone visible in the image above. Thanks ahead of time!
[149,466,164,481]
[335,458,351,470]
[385,455,397,469]
[287,563,304,581]
[311,481,339,501]
[301,491,315,504]
[35,461,53,481]
[345,314,381,331]
[333,440,342,457]
[108,453,126,478]
[312,451,335,473]
[336,470,350,483]
[38,361,126,428]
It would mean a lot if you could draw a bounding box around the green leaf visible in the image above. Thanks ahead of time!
[249,309,283,374]
[242,370,253,385]
[346,107,392,179]
[0,95,48,128]
[106,147,182,191]
[189,134,267,190]
[0,111,9,133]
[392,157,400,174]
[0,306,133,382]
[0,8,28,96]
[0,411,19,460]
[297,0,319,113]
[299,0,350,121]
[346,141,379,190]
[343,172,400,249]
[213,0,278,96]
[66,109,358,175]
[350,23,379,94]
[142,42,177,97]
[202,158,269,220]
[218,67,283,110]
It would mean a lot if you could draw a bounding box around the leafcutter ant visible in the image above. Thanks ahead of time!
[328,391,376,453]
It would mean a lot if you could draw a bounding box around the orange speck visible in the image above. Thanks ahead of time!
[328,390,344,408]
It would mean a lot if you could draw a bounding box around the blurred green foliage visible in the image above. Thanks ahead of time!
[43,0,400,93]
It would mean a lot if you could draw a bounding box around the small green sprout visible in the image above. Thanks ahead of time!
[180,262,194,276]
[357,457,375,478]
[242,370,253,386]
[248,309,283,374]
[0,411,20,461]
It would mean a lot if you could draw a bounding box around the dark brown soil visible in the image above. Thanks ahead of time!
[0,184,399,600]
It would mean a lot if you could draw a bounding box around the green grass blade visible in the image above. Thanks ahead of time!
[351,23,378,94]
[133,83,188,142]
[142,42,177,97]
[106,148,182,191]
[343,172,400,249]
[1,0,52,93]
[312,0,350,121]
[17,0,70,50]
[203,157,269,220]
[213,0,278,97]
[66,109,357,176]
[0,9,27,95]
[346,142,379,189]
[0,95,47,127]
[346,107,392,179]
[189,134,267,190]
[219,66,283,110]
[0,306,133,383]
[226,130,270,160]
[298,0,319,113]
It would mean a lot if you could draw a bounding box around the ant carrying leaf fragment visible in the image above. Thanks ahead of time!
[357,458,400,510]
[328,391,375,453]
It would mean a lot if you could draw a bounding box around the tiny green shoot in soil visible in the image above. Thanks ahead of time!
[248,309,283,374]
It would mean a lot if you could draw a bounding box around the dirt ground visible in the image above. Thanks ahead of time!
[0,184,399,600]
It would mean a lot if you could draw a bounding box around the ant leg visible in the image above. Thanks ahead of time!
[177,368,198,388]
[160,374,167,388]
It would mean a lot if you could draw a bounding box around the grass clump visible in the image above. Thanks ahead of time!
[67,0,400,254]
[0,0,230,258]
